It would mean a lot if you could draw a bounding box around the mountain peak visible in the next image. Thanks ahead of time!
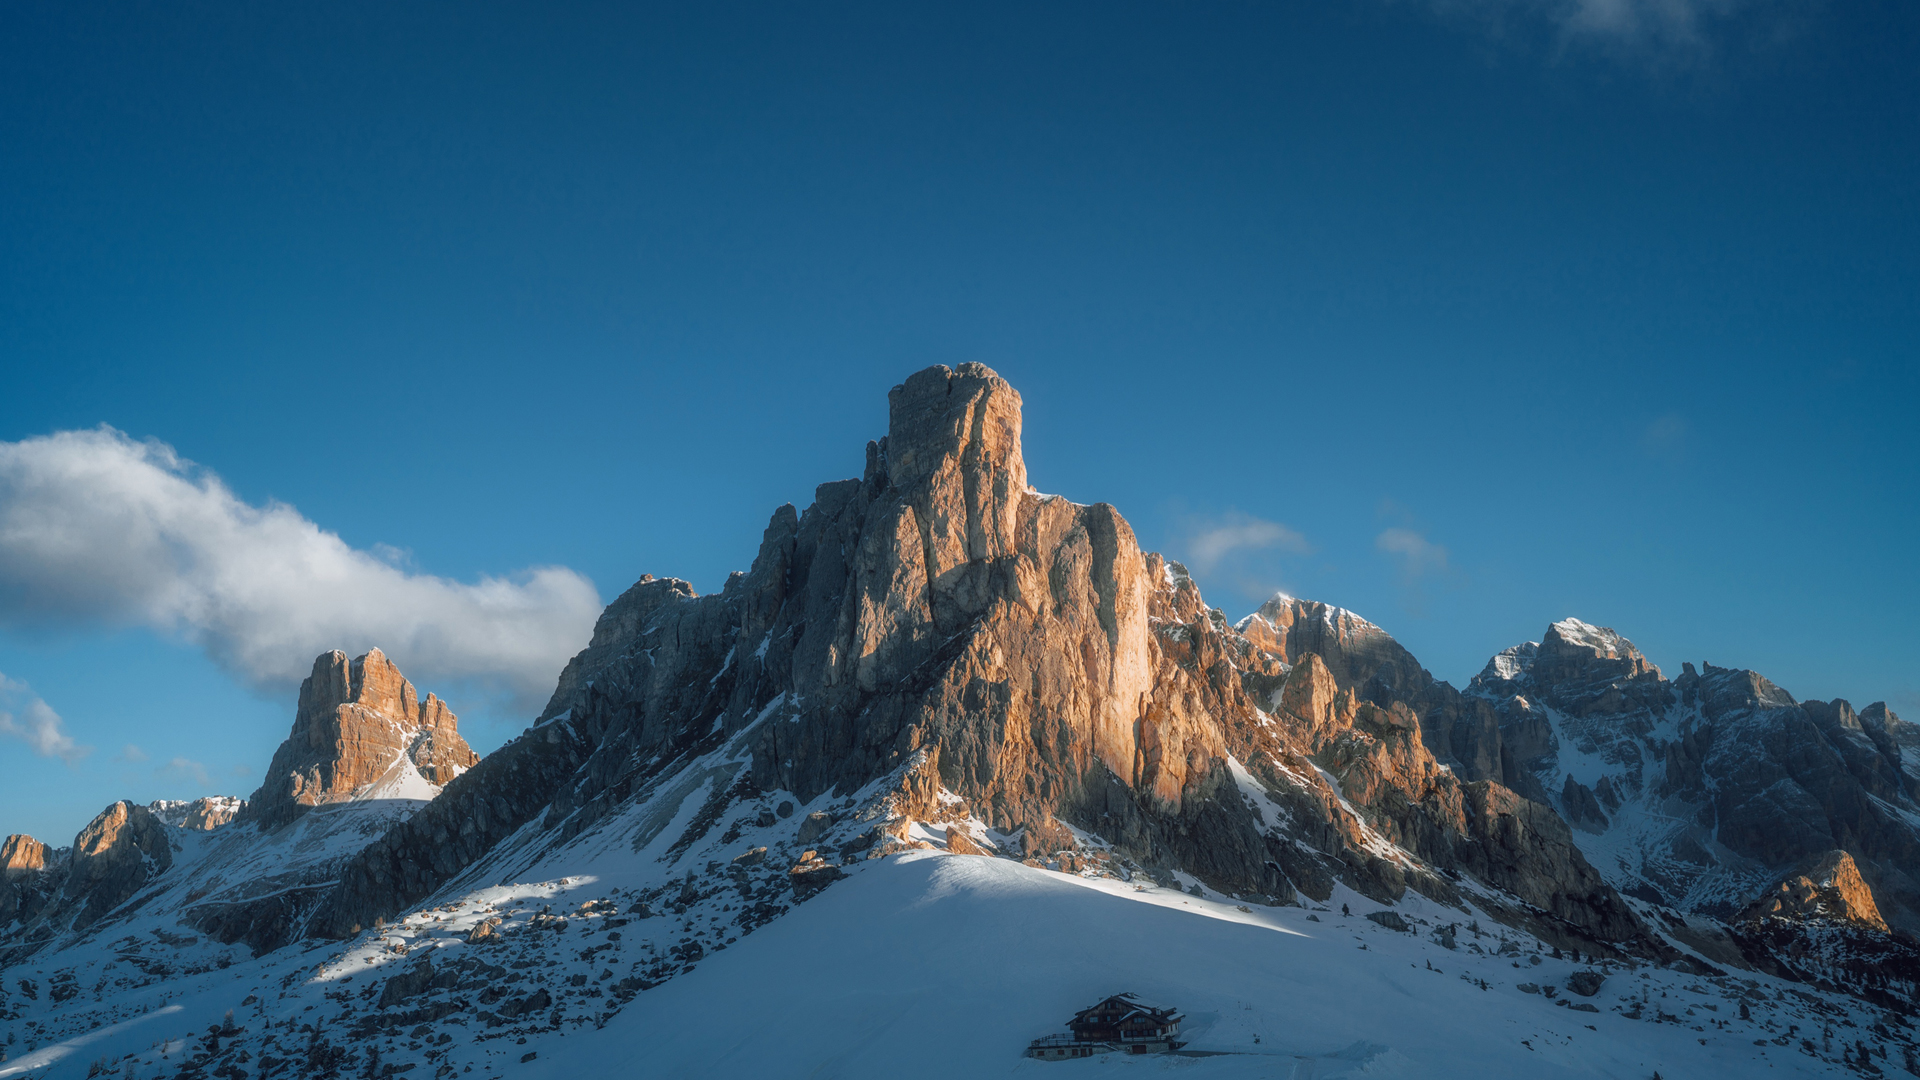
[882,363,1025,494]
[1,833,49,872]
[240,648,476,828]
[1545,618,1645,667]
[1479,617,1659,688]
[1742,850,1889,932]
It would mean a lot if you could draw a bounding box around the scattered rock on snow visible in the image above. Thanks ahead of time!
[796,812,834,846]
[1365,911,1410,932]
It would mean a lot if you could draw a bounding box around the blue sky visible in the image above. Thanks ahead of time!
[2,1,1915,844]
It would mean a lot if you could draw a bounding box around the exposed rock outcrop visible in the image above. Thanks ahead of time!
[0,833,48,873]
[1742,851,1888,932]
[0,834,60,928]
[1,650,477,960]
[149,797,245,831]
[242,648,477,829]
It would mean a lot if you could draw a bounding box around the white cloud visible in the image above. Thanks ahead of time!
[1184,511,1311,576]
[1376,527,1452,581]
[156,757,214,787]
[119,744,149,763]
[0,427,604,711]
[0,673,89,764]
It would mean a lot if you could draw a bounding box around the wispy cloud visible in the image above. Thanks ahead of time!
[1183,511,1311,576]
[1413,0,1819,65]
[118,744,149,763]
[0,427,604,712]
[1640,412,1689,460]
[1375,524,1460,616]
[1377,527,1453,581]
[0,673,89,764]
[156,757,214,787]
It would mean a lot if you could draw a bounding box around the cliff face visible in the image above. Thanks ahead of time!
[0,802,174,946]
[0,833,60,929]
[314,364,1645,953]
[243,648,477,829]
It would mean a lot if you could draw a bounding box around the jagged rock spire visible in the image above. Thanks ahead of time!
[241,648,477,828]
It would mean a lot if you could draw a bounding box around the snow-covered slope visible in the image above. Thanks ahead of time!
[3,846,1894,1080]
[551,852,1888,1078]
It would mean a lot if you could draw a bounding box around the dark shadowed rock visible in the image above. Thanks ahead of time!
[1565,971,1605,997]
[63,802,172,929]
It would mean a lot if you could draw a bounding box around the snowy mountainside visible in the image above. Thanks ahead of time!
[3,843,1901,1080]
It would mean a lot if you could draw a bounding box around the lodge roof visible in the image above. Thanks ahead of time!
[1067,993,1181,1027]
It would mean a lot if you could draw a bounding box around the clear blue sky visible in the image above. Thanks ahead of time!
[2,1,1915,844]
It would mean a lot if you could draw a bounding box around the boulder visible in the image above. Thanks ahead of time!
[1365,910,1410,932]
[945,826,985,856]
[1565,971,1605,997]
[796,812,834,846]
[789,855,843,898]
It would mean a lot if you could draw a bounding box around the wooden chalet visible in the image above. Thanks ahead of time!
[1025,993,1184,1060]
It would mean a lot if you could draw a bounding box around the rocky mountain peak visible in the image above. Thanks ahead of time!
[147,796,245,831]
[63,801,172,930]
[878,362,1026,509]
[308,363,1650,958]
[1543,618,1657,678]
[1239,594,1428,701]
[1,833,49,872]
[0,833,56,930]
[240,648,477,828]
[1477,618,1659,693]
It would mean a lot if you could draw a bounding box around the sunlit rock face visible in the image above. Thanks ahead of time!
[241,647,478,829]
